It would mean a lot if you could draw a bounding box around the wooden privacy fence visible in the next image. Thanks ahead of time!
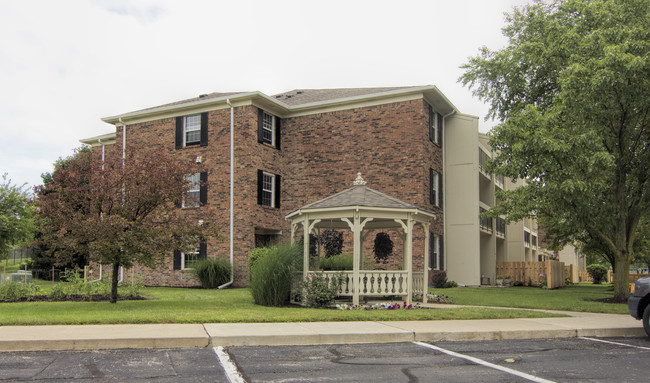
[496,260,566,289]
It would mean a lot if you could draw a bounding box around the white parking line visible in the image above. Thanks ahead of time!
[213,346,246,383]
[579,337,650,351]
[414,341,556,383]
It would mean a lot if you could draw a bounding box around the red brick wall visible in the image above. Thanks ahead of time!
[101,98,443,287]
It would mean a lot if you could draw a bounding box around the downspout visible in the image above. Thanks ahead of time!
[219,99,235,289]
[441,110,455,279]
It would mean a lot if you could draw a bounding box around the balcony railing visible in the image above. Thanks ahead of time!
[479,148,491,176]
[524,230,531,248]
[495,174,505,189]
[496,217,506,238]
[479,207,493,234]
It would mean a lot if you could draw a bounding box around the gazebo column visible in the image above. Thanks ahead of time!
[405,217,414,305]
[303,215,310,279]
[352,212,361,306]
[422,223,430,304]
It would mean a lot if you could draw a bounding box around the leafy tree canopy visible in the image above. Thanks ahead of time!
[0,173,36,257]
[460,0,650,300]
[34,146,219,302]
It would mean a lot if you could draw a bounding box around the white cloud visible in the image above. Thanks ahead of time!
[0,0,531,189]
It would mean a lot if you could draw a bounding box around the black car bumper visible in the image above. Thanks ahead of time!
[628,296,642,319]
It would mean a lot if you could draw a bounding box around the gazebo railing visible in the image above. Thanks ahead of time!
[306,271,425,297]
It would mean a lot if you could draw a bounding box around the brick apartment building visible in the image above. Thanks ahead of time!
[82,85,582,288]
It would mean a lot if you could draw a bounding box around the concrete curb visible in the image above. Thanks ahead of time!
[0,324,210,352]
[0,313,645,352]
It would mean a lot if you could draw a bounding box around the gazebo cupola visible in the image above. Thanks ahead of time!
[285,173,435,305]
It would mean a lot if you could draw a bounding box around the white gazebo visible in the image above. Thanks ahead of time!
[286,173,435,305]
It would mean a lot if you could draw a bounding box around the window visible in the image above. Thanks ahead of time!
[262,172,274,206]
[184,173,200,207]
[182,247,200,269]
[257,170,281,208]
[428,104,443,145]
[173,241,206,270]
[257,109,281,149]
[184,115,201,145]
[175,112,208,148]
[180,172,207,208]
[430,235,443,270]
[429,168,441,206]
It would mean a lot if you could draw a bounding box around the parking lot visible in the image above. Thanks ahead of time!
[1,337,648,382]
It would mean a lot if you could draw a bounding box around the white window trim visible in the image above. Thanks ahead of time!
[183,114,201,146]
[262,172,275,207]
[262,112,276,146]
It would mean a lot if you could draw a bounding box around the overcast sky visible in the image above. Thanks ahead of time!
[0,0,531,190]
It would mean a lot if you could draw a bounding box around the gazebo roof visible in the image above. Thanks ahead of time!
[286,173,435,220]
[302,184,420,210]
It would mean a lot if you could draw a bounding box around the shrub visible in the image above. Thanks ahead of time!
[430,270,448,288]
[250,244,302,306]
[119,278,144,298]
[587,264,609,284]
[320,254,353,271]
[192,258,231,289]
[444,280,458,288]
[319,230,343,258]
[248,247,276,273]
[0,281,40,302]
[299,273,344,308]
[373,232,394,263]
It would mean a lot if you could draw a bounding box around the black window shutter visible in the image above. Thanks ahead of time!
[200,172,208,205]
[257,170,263,205]
[175,117,183,149]
[275,117,281,150]
[173,250,181,270]
[257,108,264,144]
[437,112,443,145]
[275,174,281,208]
[200,112,208,147]
[199,242,207,260]
[429,168,435,205]
[438,171,443,206]
[428,105,434,142]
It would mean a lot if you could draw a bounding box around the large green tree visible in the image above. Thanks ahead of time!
[460,0,650,300]
[0,173,36,258]
[35,147,219,303]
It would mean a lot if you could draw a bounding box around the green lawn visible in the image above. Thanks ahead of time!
[0,287,562,326]
[436,282,628,314]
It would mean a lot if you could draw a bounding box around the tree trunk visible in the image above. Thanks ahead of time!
[613,256,631,302]
[110,261,120,304]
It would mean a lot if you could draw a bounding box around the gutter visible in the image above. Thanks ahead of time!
[218,99,235,289]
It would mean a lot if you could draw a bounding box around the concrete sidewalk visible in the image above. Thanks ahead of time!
[0,309,645,352]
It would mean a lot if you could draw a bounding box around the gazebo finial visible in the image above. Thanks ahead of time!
[353,172,367,186]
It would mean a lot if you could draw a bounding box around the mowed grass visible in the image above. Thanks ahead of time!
[437,282,628,314]
[0,287,563,326]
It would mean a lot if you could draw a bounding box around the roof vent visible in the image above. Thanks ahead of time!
[199,94,208,98]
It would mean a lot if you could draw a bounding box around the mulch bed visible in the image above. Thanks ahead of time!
[1,294,148,303]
